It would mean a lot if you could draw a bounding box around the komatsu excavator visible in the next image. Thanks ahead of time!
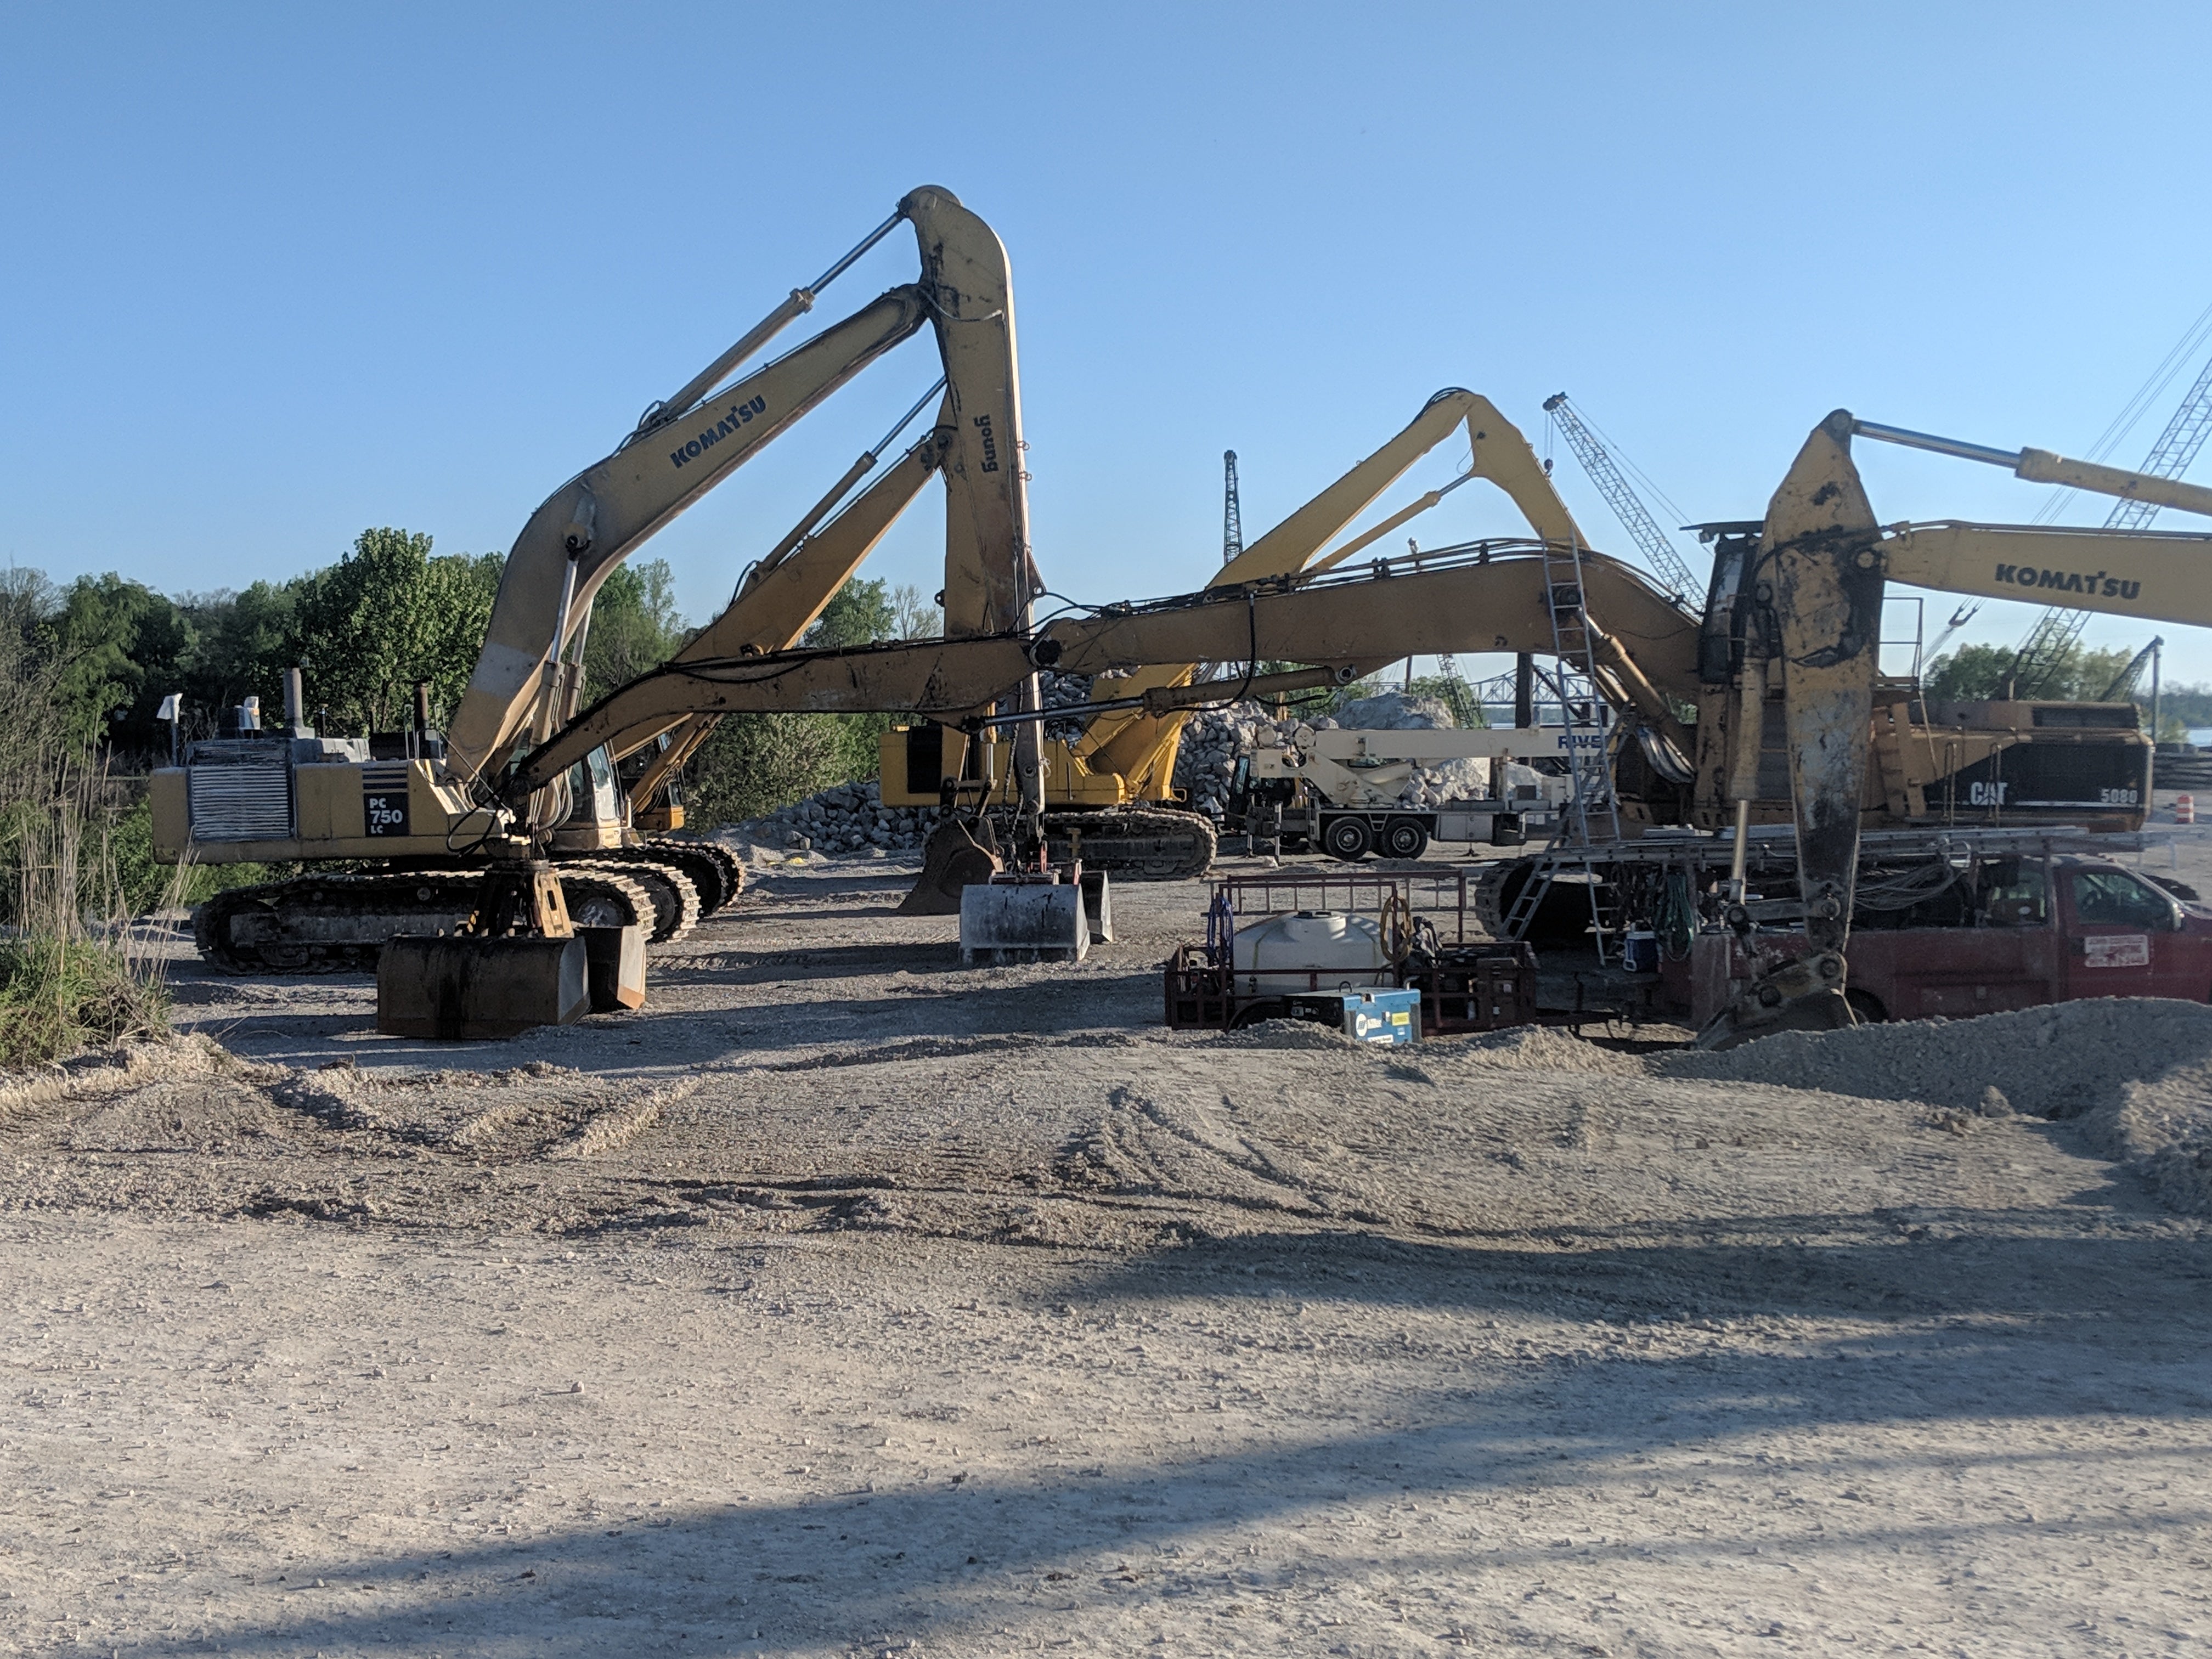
[879,388,1600,895]
[157,186,1037,976]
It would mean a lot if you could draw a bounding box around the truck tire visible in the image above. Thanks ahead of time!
[1845,989,1887,1025]
[1383,817,1430,860]
[1323,816,1373,861]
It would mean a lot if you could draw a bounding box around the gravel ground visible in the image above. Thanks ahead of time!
[2,819,2210,1656]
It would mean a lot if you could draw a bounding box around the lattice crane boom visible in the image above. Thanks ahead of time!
[2014,349,2212,695]
[1222,449,1243,565]
[1540,393,1701,600]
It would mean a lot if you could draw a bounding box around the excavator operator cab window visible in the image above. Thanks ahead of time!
[2070,866,2180,931]
[561,748,623,827]
[585,747,620,825]
[1979,857,2047,928]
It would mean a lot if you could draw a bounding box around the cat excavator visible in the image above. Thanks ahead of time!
[160,185,1036,975]
[1700,410,2212,1045]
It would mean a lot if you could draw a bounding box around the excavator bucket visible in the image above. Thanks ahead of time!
[960,877,1090,966]
[377,935,590,1040]
[580,924,647,1012]
[899,815,1003,915]
[1079,868,1114,944]
[375,862,624,1039]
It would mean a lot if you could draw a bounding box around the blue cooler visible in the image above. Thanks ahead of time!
[1289,987,1422,1044]
[1622,929,1658,974]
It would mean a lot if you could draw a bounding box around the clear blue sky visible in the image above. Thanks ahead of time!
[8,2,2212,684]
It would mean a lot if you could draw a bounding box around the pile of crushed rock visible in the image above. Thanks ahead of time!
[1656,1000,2212,1215]
[732,777,945,857]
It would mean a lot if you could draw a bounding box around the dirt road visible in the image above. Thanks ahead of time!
[3,849,2209,1656]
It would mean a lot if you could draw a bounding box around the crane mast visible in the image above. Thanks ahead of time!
[1222,449,1244,564]
[1541,393,1701,601]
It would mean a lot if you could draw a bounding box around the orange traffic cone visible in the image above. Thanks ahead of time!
[2177,794,2196,826]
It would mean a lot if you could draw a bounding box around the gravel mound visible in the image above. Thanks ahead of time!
[1437,1026,1641,1074]
[1215,1018,1361,1050]
[1659,999,2212,1214]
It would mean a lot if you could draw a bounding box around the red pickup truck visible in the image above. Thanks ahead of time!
[1684,853,2212,1026]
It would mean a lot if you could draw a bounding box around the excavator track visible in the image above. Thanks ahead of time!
[552,868,655,934]
[1472,854,1612,945]
[191,866,661,975]
[563,856,700,944]
[1040,808,1218,883]
[642,837,744,915]
[195,872,486,976]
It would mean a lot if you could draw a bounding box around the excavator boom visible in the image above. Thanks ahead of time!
[444,186,1028,788]
[509,544,1700,799]
[1074,389,1596,796]
[444,286,930,782]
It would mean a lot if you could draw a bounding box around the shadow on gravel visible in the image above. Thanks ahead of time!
[108,1325,2212,1657]
[1040,1221,2212,1331]
[656,941,969,982]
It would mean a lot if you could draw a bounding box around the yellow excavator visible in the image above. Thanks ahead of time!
[527,402,2173,878]
[878,387,1600,890]
[1703,410,2212,1043]
[160,186,1036,974]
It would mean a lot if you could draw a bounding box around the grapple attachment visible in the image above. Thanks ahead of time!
[1690,950,1851,1051]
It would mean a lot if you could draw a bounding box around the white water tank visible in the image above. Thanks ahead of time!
[1231,910,1391,995]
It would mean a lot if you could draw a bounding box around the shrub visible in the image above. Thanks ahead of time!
[0,936,168,1067]
[0,617,174,1067]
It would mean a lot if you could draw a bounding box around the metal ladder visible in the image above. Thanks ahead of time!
[1498,537,1622,959]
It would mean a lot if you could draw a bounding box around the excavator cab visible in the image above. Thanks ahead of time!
[549,747,628,853]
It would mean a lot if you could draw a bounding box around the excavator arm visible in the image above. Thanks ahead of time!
[1074,389,1597,795]
[442,186,1028,788]
[507,544,1701,800]
[1712,409,2212,1043]
[616,417,952,807]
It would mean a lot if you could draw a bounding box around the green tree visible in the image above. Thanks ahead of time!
[583,558,685,697]
[42,574,193,749]
[290,528,502,732]
[176,581,299,723]
[1921,643,2017,702]
[1923,640,2136,703]
[795,577,900,779]
[684,712,853,827]
[802,576,897,650]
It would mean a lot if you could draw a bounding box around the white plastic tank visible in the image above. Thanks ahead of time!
[1231,910,1391,994]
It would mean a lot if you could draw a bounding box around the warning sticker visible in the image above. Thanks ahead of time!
[2084,933,2151,969]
